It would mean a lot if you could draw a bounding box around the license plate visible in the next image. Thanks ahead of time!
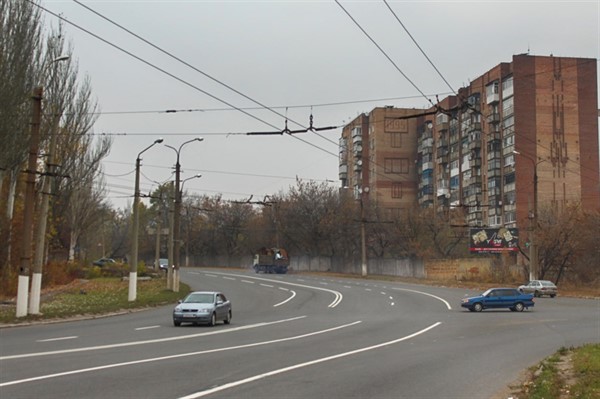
[183,314,196,318]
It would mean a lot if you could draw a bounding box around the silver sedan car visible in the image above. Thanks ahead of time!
[518,280,558,297]
[173,291,232,326]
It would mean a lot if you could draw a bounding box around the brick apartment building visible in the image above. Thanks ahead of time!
[339,54,599,232]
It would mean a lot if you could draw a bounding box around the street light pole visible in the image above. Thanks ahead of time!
[165,138,203,292]
[129,138,163,302]
[30,55,70,315]
[513,150,539,281]
[180,174,201,268]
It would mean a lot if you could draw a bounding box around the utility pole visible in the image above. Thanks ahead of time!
[130,139,163,301]
[16,87,43,318]
[167,181,174,290]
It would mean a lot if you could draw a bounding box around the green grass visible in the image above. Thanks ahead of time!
[0,277,190,324]
[570,344,600,399]
[522,344,600,399]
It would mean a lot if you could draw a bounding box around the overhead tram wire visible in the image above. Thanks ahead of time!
[31,1,336,158]
[335,0,437,109]
[71,1,339,148]
[383,0,457,97]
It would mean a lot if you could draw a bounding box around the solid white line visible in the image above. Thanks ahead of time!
[391,287,452,310]
[0,316,306,361]
[179,322,442,398]
[135,325,160,331]
[0,321,362,387]
[204,272,343,308]
[273,290,296,307]
[36,336,78,343]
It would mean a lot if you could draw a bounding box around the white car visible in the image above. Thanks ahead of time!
[518,280,558,297]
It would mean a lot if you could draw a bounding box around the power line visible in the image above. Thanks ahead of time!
[383,0,457,97]
[71,0,340,150]
[335,0,436,108]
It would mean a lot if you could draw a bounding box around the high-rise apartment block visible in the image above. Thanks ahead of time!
[339,55,599,231]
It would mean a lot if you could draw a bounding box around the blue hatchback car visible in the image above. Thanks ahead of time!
[461,288,534,312]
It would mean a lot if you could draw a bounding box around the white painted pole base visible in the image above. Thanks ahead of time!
[172,269,179,293]
[16,275,30,317]
[128,271,137,302]
[29,273,42,314]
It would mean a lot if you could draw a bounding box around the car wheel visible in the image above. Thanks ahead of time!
[514,302,525,312]
[473,303,483,312]
[209,312,216,326]
[224,310,232,324]
[550,294,556,298]
[173,320,181,327]
[534,290,540,297]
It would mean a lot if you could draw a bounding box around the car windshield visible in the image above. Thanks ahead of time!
[184,293,214,304]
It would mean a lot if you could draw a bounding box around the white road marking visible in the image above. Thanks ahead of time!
[179,322,442,398]
[391,287,452,310]
[223,277,236,281]
[343,286,352,289]
[260,283,274,288]
[0,316,306,361]
[36,336,78,343]
[204,274,218,278]
[241,280,255,284]
[0,321,362,387]
[204,272,343,308]
[135,325,160,331]
[274,290,296,307]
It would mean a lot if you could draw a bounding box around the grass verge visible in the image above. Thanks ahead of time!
[0,277,190,325]
[515,344,600,399]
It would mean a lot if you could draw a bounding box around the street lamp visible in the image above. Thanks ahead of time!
[165,138,203,292]
[29,54,71,315]
[129,138,163,302]
[181,174,202,268]
[513,150,542,281]
[17,55,71,317]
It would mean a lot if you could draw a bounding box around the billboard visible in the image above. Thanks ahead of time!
[469,228,519,253]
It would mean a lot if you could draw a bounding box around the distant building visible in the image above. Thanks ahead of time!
[339,55,600,230]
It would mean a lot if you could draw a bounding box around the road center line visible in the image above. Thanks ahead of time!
[179,322,442,399]
[135,325,160,331]
[0,316,306,361]
[0,321,362,387]
[36,336,78,343]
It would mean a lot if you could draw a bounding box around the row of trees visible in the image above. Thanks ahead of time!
[0,0,112,298]
[123,179,597,286]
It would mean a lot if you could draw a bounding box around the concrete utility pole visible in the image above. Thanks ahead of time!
[129,139,163,302]
[513,150,541,281]
[16,87,43,318]
[165,138,203,292]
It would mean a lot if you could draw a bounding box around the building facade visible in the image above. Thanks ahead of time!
[339,55,600,231]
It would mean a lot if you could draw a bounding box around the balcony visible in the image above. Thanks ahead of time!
[486,92,499,104]
[487,112,500,124]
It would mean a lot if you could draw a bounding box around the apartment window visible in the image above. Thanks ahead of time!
[502,115,514,129]
[504,211,516,224]
[504,153,515,166]
[390,132,403,148]
[488,215,502,226]
[503,134,515,147]
[502,96,514,116]
[384,158,409,174]
[392,183,403,198]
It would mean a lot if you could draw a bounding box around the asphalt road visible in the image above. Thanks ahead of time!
[1,268,598,399]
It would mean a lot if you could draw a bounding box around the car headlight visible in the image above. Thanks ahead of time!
[461,298,470,303]
[174,306,182,312]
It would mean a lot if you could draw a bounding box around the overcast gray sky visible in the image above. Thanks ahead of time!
[39,0,599,210]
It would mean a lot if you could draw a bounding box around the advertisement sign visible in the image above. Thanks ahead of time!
[469,228,519,253]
